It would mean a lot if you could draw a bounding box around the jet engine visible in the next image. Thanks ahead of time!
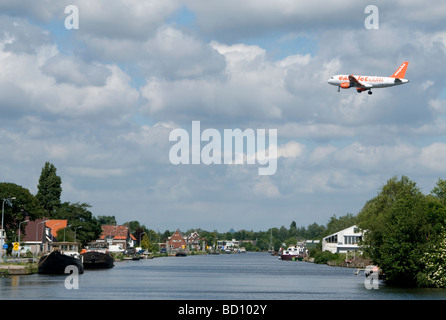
[340,82,351,89]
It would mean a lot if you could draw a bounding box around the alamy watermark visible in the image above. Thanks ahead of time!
[364,5,379,30]
[364,265,380,290]
[65,5,79,30]
[64,265,79,290]
[169,121,278,175]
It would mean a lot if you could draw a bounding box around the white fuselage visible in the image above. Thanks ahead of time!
[327,75,409,89]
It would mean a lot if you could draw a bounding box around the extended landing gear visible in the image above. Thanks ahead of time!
[358,88,373,95]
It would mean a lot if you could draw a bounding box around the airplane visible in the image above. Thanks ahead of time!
[327,62,409,95]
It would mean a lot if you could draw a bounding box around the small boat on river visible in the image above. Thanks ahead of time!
[38,242,84,274]
[280,245,304,261]
[175,250,187,257]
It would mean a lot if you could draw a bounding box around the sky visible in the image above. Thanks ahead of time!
[1,1,446,233]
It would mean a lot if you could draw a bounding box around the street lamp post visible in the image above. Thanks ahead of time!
[18,219,29,246]
[17,219,29,259]
[50,222,60,242]
[63,224,71,242]
[74,226,82,243]
[1,196,16,261]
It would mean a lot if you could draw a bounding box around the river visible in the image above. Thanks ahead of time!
[1,252,445,300]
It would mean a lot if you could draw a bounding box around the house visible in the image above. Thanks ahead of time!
[322,225,363,254]
[166,229,187,253]
[45,220,68,241]
[94,225,136,250]
[217,239,240,252]
[186,231,207,251]
[165,230,208,253]
[21,219,68,256]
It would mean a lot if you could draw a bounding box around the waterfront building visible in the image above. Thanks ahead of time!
[321,225,363,254]
[165,230,208,253]
[166,229,187,253]
[21,219,68,256]
[186,231,207,251]
[95,225,136,251]
[217,239,240,252]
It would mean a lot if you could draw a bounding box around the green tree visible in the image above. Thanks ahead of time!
[140,230,159,251]
[324,213,357,237]
[306,222,326,239]
[417,228,446,287]
[36,162,62,216]
[289,221,298,238]
[284,236,297,247]
[0,182,45,244]
[278,225,288,242]
[54,202,102,246]
[241,241,258,251]
[431,178,446,205]
[97,215,117,225]
[357,176,440,286]
[123,221,150,246]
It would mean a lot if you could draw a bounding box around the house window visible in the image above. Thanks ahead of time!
[344,236,362,244]
[325,235,338,243]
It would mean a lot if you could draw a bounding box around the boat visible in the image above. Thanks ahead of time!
[38,242,84,274]
[81,250,114,269]
[364,265,385,280]
[175,250,187,257]
[279,245,304,261]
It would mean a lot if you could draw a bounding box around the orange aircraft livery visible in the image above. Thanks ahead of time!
[327,62,409,94]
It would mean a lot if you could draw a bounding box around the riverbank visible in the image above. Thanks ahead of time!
[0,252,175,276]
[0,263,38,275]
[326,257,371,269]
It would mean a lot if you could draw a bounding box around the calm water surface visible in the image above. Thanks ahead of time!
[1,252,445,300]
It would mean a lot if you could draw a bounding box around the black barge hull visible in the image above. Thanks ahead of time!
[81,251,114,269]
[38,251,84,274]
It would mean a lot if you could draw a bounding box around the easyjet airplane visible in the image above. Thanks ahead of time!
[327,62,409,95]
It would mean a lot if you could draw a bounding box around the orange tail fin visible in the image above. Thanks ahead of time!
[390,61,408,78]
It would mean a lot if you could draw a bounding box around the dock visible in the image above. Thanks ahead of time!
[0,264,36,275]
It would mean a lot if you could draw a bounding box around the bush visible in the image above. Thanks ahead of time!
[417,231,446,288]
[313,251,339,264]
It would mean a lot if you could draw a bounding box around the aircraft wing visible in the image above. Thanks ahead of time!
[349,75,372,88]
